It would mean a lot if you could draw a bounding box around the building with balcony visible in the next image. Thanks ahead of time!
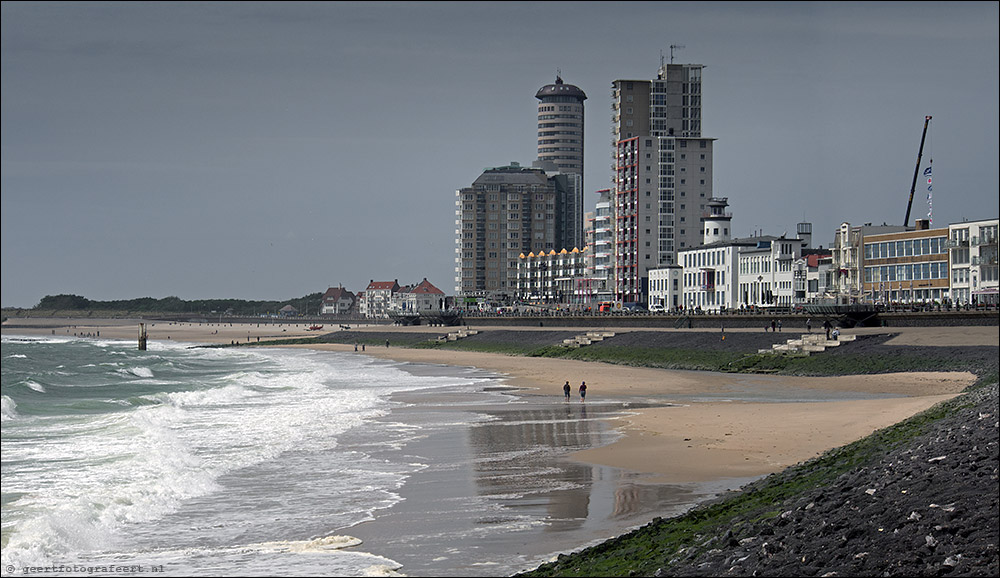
[832,222,909,304]
[515,247,588,305]
[793,252,835,305]
[359,279,400,319]
[454,163,560,299]
[948,218,998,305]
[738,236,804,309]
[610,61,717,305]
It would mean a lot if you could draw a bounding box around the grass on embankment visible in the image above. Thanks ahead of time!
[513,371,997,577]
[232,335,984,377]
[410,340,984,376]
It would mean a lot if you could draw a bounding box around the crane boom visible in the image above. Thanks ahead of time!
[904,116,932,227]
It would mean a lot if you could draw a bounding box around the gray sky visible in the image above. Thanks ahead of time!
[2,1,997,309]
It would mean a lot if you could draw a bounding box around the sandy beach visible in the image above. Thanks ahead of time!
[4,318,991,487]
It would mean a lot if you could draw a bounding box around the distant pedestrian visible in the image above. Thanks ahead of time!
[832,327,840,340]
[823,320,832,340]
[354,342,358,352]
[771,320,776,332]
[386,339,390,348]
[579,381,587,402]
[806,318,812,333]
[362,343,366,351]
[777,320,782,332]
[563,380,571,400]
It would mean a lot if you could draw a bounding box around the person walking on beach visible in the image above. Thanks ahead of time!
[563,381,571,400]
[823,319,832,340]
[386,339,390,348]
[579,381,587,402]
[806,318,812,333]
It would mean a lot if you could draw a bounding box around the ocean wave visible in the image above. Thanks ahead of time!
[118,366,154,379]
[1,395,18,420]
[25,380,47,393]
[254,534,363,553]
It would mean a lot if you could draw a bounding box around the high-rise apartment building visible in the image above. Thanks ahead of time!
[454,163,561,297]
[536,76,587,250]
[610,62,714,303]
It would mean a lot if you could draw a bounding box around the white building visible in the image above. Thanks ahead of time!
[680,241,744,312]
[394,278,446,314]
[647,266,682,310]
[792,253,835,305]
[738,236,803,308]
[948,218,999,305]
[359,280,399,319]
[678,197,741,312]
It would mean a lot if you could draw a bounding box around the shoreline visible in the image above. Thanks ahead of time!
[3,318,987,486]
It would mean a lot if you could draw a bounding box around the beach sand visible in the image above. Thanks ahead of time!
[307,342,977,484]
[4,318,986,485]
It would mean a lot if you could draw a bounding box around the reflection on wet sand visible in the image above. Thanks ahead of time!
[466,402,699,532]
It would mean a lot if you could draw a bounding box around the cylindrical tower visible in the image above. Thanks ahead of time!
[702,197,732,245]
[535,75,586,181]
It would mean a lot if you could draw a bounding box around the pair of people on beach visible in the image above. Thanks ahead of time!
[563,380,586,401]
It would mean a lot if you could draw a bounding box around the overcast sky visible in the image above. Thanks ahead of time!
[2,1,997,308]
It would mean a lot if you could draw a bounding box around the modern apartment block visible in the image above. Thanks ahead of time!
[454,163,562,297]
[948,218,999,305]
[830,218,999,306]
[536,76,587,251]
[610,62,715,304]
[861,223,950,304]
[586,189,614,302]
[832,222,909,304]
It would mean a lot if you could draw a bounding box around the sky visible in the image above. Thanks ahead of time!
[2,1,998,309]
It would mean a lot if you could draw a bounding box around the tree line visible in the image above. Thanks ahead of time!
[32,293,325,316]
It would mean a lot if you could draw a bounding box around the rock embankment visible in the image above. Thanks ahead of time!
[666,382,998,577]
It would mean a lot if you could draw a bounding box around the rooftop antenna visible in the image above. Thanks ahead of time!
[670,44,685,64]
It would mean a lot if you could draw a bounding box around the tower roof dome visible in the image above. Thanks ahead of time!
[535,76,587,101]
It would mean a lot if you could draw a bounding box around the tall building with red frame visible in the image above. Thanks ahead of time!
[610,61,716,304]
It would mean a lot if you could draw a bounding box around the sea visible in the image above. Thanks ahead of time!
[1,334,712,577]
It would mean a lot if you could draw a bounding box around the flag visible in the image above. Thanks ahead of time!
[925,162,933,224]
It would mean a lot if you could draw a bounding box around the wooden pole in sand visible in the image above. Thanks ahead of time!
[138,323,147,351]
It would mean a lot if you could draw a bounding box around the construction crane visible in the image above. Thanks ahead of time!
[903,116,932,227]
